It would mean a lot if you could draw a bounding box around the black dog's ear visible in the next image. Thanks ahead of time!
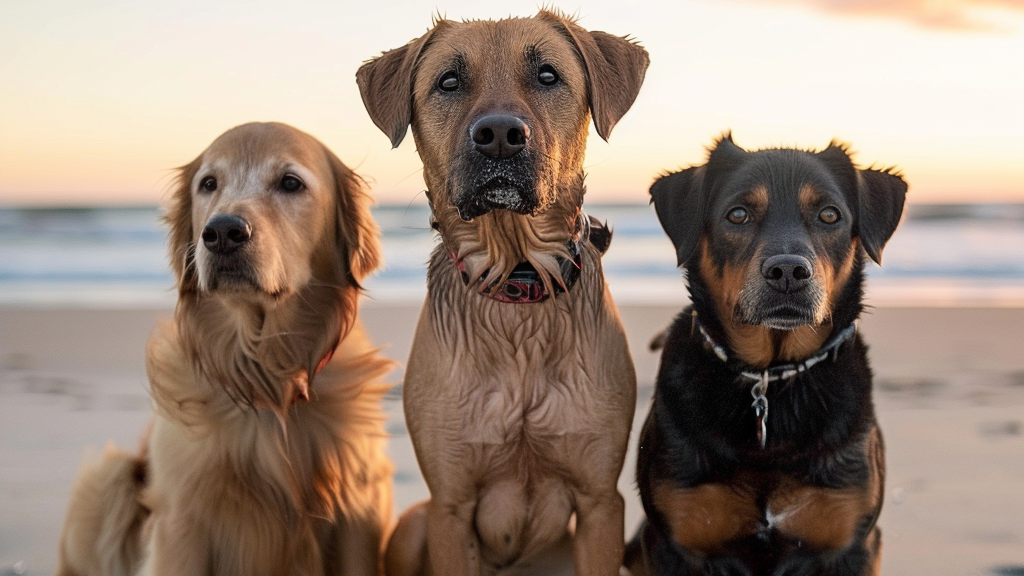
[356,23,443,148]
[704,133,747,184]
[650,167,705,267]
[817,143,907,264]
[856,168,907,264]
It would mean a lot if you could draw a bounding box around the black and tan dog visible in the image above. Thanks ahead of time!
[626,135,907,576]
[357,10,648,576]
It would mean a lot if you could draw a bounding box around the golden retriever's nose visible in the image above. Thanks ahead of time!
[202,214,252,255]
[470,114,530,159]
[761,254,813,294]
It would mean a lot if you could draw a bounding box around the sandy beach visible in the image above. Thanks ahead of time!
[1,301,1023,575]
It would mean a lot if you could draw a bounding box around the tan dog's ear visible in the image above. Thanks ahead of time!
[541,11,650,141]
[356,24,443,148]
[164,157,201,293]
[328,152,383,286]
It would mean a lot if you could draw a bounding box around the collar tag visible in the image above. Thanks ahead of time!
[750,370,769,449]
[693,312,859,450]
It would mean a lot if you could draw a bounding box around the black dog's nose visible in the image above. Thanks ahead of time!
[470,114,530,159]
[761,254,812,293]
[202,214,252,255]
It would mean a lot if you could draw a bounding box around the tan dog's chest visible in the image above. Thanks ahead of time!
[403,274,635,565]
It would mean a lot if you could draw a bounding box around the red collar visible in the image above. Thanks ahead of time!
[290,334,339,404]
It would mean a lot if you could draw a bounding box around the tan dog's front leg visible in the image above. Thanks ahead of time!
[426,498,482,576]
[573,489,626,576]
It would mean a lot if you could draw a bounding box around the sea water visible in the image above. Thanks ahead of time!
[1,203,1022,308]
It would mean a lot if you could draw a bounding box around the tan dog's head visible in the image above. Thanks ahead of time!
[357,10,647,279]
[167,122,381,303]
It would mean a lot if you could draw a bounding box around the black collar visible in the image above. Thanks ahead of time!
[692,310,858,449]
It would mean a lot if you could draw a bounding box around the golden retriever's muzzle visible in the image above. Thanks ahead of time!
[737,252,825,330]
[453,113,539,221]
[198,213,258,291]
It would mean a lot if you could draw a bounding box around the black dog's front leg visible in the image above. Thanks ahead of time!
[631,520,755,576]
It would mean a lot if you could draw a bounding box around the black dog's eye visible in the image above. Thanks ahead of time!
[437,71,460,92]
[819,206,841,224]
[199,177,217,193]
[538,64,559,86]
[279,174,304,193]
[726,207,750,225]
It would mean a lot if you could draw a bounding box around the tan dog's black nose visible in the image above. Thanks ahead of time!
[761,254,812,293]
[202,214,252,255]
[471,114,530,159]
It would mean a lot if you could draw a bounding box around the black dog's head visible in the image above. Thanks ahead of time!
[651,135,907,363]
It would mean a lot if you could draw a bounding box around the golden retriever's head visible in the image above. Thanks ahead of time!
[161,122,382,410]
[167,122,381,302]
[357,11,647,283]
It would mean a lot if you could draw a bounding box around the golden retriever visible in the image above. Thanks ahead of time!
[356,10,648,576]
[53,121,394,576]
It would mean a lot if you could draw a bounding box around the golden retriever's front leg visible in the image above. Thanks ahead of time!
[426,498,481,576]
[572,489,626,576]
[331,513,386,576]
[138,514,209,576]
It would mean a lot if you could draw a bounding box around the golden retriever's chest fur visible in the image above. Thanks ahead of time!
[143,321,394,574]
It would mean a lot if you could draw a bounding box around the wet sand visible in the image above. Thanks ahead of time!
[1,302,1023,575]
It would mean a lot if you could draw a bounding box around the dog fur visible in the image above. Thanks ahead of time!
[53,122,395,576]
[356,10,648,576]
[625,135,907,576]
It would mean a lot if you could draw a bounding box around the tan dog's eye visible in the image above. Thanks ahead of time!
[200,177,217,193]
[726,207,750,225]
[279,174,305,193]
[538,64,559,86]
[819,207,840,224]
[437,71,460,92]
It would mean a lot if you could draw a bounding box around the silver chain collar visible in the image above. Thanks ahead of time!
[691,311,858,449]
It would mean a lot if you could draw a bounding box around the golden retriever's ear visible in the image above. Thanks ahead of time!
[540,10,650,142]
[356,23,443,148]
[328,153,383,286]
[164,157,201,293]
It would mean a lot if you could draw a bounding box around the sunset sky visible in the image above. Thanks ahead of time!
[1,0,1022,206]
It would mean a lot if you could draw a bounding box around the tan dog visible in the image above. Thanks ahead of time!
[357,11,648,576]
[53,122,394,576]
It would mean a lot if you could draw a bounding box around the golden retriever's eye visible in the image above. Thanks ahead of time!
[199,177,217,193]
[726,207,751,225]
[819,206,841,224]
[279,174,304,193]
[437,71,460,92]
[537,64,559,86]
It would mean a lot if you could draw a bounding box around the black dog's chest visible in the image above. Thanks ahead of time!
[661,346,868,461]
